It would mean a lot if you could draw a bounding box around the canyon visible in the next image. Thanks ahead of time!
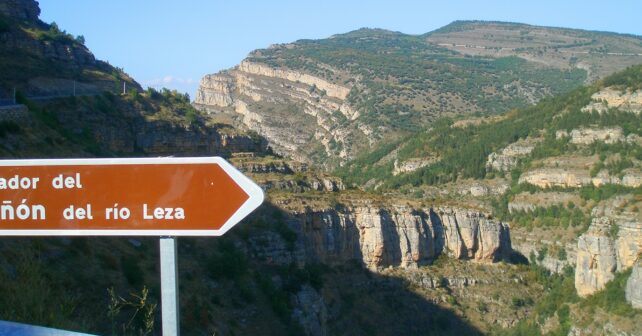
[1,0,641,334]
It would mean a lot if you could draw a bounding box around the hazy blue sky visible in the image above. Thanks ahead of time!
[38,0,642,96]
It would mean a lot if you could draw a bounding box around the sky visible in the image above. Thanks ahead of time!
[38,0,642,97]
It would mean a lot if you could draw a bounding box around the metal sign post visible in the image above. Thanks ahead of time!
[160,237,179,336]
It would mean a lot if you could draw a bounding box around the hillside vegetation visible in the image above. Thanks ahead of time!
[252,29,586,128]
[337,64,642,192]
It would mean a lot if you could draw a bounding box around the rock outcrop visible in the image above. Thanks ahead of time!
[291,285,327,336]
[518,155,642,189]
[582,87,642,115]
[291,205,511,270]
[393,157,438,176]
[520,168,642,189]
[486,138,539,172]
[231,156,345,193]
[519,168,592,188]
[575,199,642,297]
[575,217,619,297]
[194,59,364,166]
[132,122,267,156]
[406,272,489,289]
[238,61,351,100]
[448,179,510,197]
[0,0,95,68]
[0,0,140,95]
[556,127,625,145]
[510,226,577,274]
[508,192,579,213]
[195,73,235,107]
[0,0,40,21]
[625,259,642,309]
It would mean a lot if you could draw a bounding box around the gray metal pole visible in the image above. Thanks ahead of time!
[160,237,180,336]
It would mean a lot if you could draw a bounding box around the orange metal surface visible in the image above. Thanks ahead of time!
[0,163,249,231]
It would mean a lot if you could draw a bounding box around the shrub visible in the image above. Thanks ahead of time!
[0,120,21,137]
[256,273,290,321]
[581,269,638,317]
[120,255,144,287]
[207,240,248,280]
[185,109,198,124]
[0,17,10,33]
[557,248,567,261]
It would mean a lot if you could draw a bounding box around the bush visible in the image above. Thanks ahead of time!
[581,269,639,317]
[557,249,567,261]
[120,255,144,287]
[264,215,298,251]
[256,273,291,322]
[511,297,533,308]
[207,239,248,280]
[36,22,76,44]
[185,109,198,124]
[0,17,10,33]
[579,185,642,202]
[0,120,21,137]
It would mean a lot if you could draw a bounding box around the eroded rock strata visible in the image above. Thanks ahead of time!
[271,205,512,270]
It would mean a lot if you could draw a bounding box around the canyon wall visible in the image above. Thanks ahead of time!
[194,59,367,166]
[281,205,512,270]
[575,200,642,297]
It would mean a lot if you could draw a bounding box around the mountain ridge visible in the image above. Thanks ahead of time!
[195,20,642,168]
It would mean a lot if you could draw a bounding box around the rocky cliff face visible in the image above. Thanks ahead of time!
[487,138,539,172]
[574,217,620,297]
[0,0,139,95]
[230,155,345,193]
[575,198,642,297]
[393,157,438,176]
[0,0,95,67]
[556,127,625,145]
[518,155,642,189]
[520,168,642,189]
[626,259,642,309]
[0,0,39,21]
[194,60,364,166]
[131,122,266,157]
[285,204,511,270]
[582,87,642,115]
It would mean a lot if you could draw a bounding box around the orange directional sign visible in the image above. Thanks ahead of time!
[0,157,264,236]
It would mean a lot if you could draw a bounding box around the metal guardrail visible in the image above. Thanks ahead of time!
[0,320,97,336]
